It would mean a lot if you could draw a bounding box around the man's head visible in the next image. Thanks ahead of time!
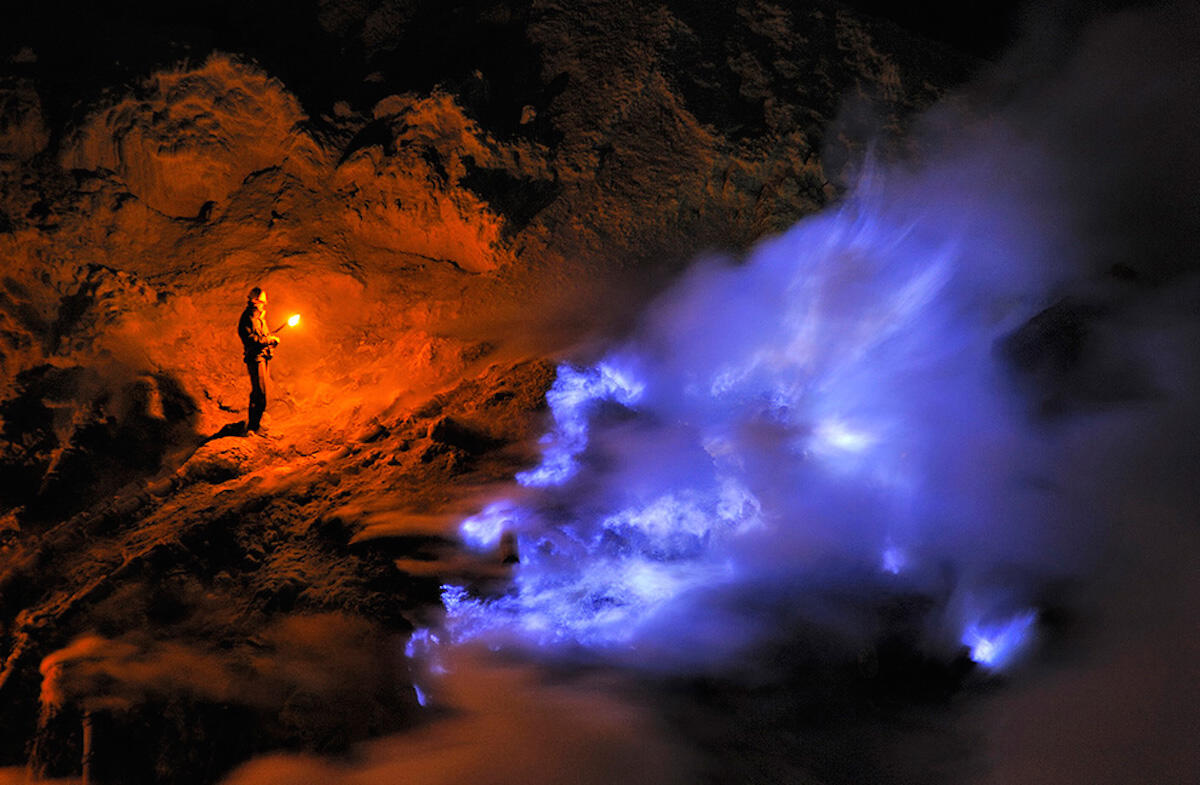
[248,287,267,306]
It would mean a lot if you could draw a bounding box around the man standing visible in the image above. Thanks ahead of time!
[238,287,280,434]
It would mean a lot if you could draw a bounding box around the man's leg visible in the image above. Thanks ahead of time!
[247,359,267,431]
[260,359,270,426]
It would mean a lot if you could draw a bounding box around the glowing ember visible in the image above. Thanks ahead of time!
[287,314,301,327]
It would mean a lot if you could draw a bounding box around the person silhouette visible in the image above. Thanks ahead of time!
[237,287,280,433]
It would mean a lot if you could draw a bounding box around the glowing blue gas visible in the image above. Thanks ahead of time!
[447,162,1064,669]
[881,545,907,575]
[515,362,645,488]
[963,611,1038,669]
[459,501,518,550]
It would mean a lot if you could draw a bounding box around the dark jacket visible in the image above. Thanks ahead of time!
[238,303,274,362]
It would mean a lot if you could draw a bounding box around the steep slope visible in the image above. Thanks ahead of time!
[0,2,977,781]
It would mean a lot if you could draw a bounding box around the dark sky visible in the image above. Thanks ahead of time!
[2,1,1162,99]
[845,0,1165,58]
[0,0,1170,149]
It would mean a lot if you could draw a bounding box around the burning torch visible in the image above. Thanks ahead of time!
[273,314,301,333]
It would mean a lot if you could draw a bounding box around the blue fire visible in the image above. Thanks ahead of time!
[880,544,907,575]
[444,163,1063,671]
[515,362,645,489]
[459,501,517,550]
[963,611,1038,669]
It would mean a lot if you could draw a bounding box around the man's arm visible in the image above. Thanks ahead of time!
[239,310,278,348]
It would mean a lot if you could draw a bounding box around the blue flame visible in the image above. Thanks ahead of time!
[459,501,519,550]
[445,166,1060,669]
[405,627,446,706]
[404,627,441,660]
[962,611,1038,669]
[514,362,645,488]
[881,545,907,575]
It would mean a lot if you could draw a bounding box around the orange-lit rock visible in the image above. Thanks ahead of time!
[0,2,983,780]
[59,54,326,219]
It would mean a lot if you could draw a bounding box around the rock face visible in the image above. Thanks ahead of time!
[0,1,975,782]
[0,0,968,535]
[0,79,48,160]
[59,57,323,219]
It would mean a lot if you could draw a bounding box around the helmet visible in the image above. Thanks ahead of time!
[248,287,267,303]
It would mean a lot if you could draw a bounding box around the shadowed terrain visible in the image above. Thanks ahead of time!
[0,3,974,780]
[1,2,1198,784]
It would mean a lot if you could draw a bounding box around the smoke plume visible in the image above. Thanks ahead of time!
[219,3,1200,783]
[441,4,1200,679]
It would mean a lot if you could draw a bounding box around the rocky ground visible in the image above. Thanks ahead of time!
[2,1,1197,784]
[0,2,979,782]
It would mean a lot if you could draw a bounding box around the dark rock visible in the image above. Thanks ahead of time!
[999,297,1155,416]
[427,416,501,455]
